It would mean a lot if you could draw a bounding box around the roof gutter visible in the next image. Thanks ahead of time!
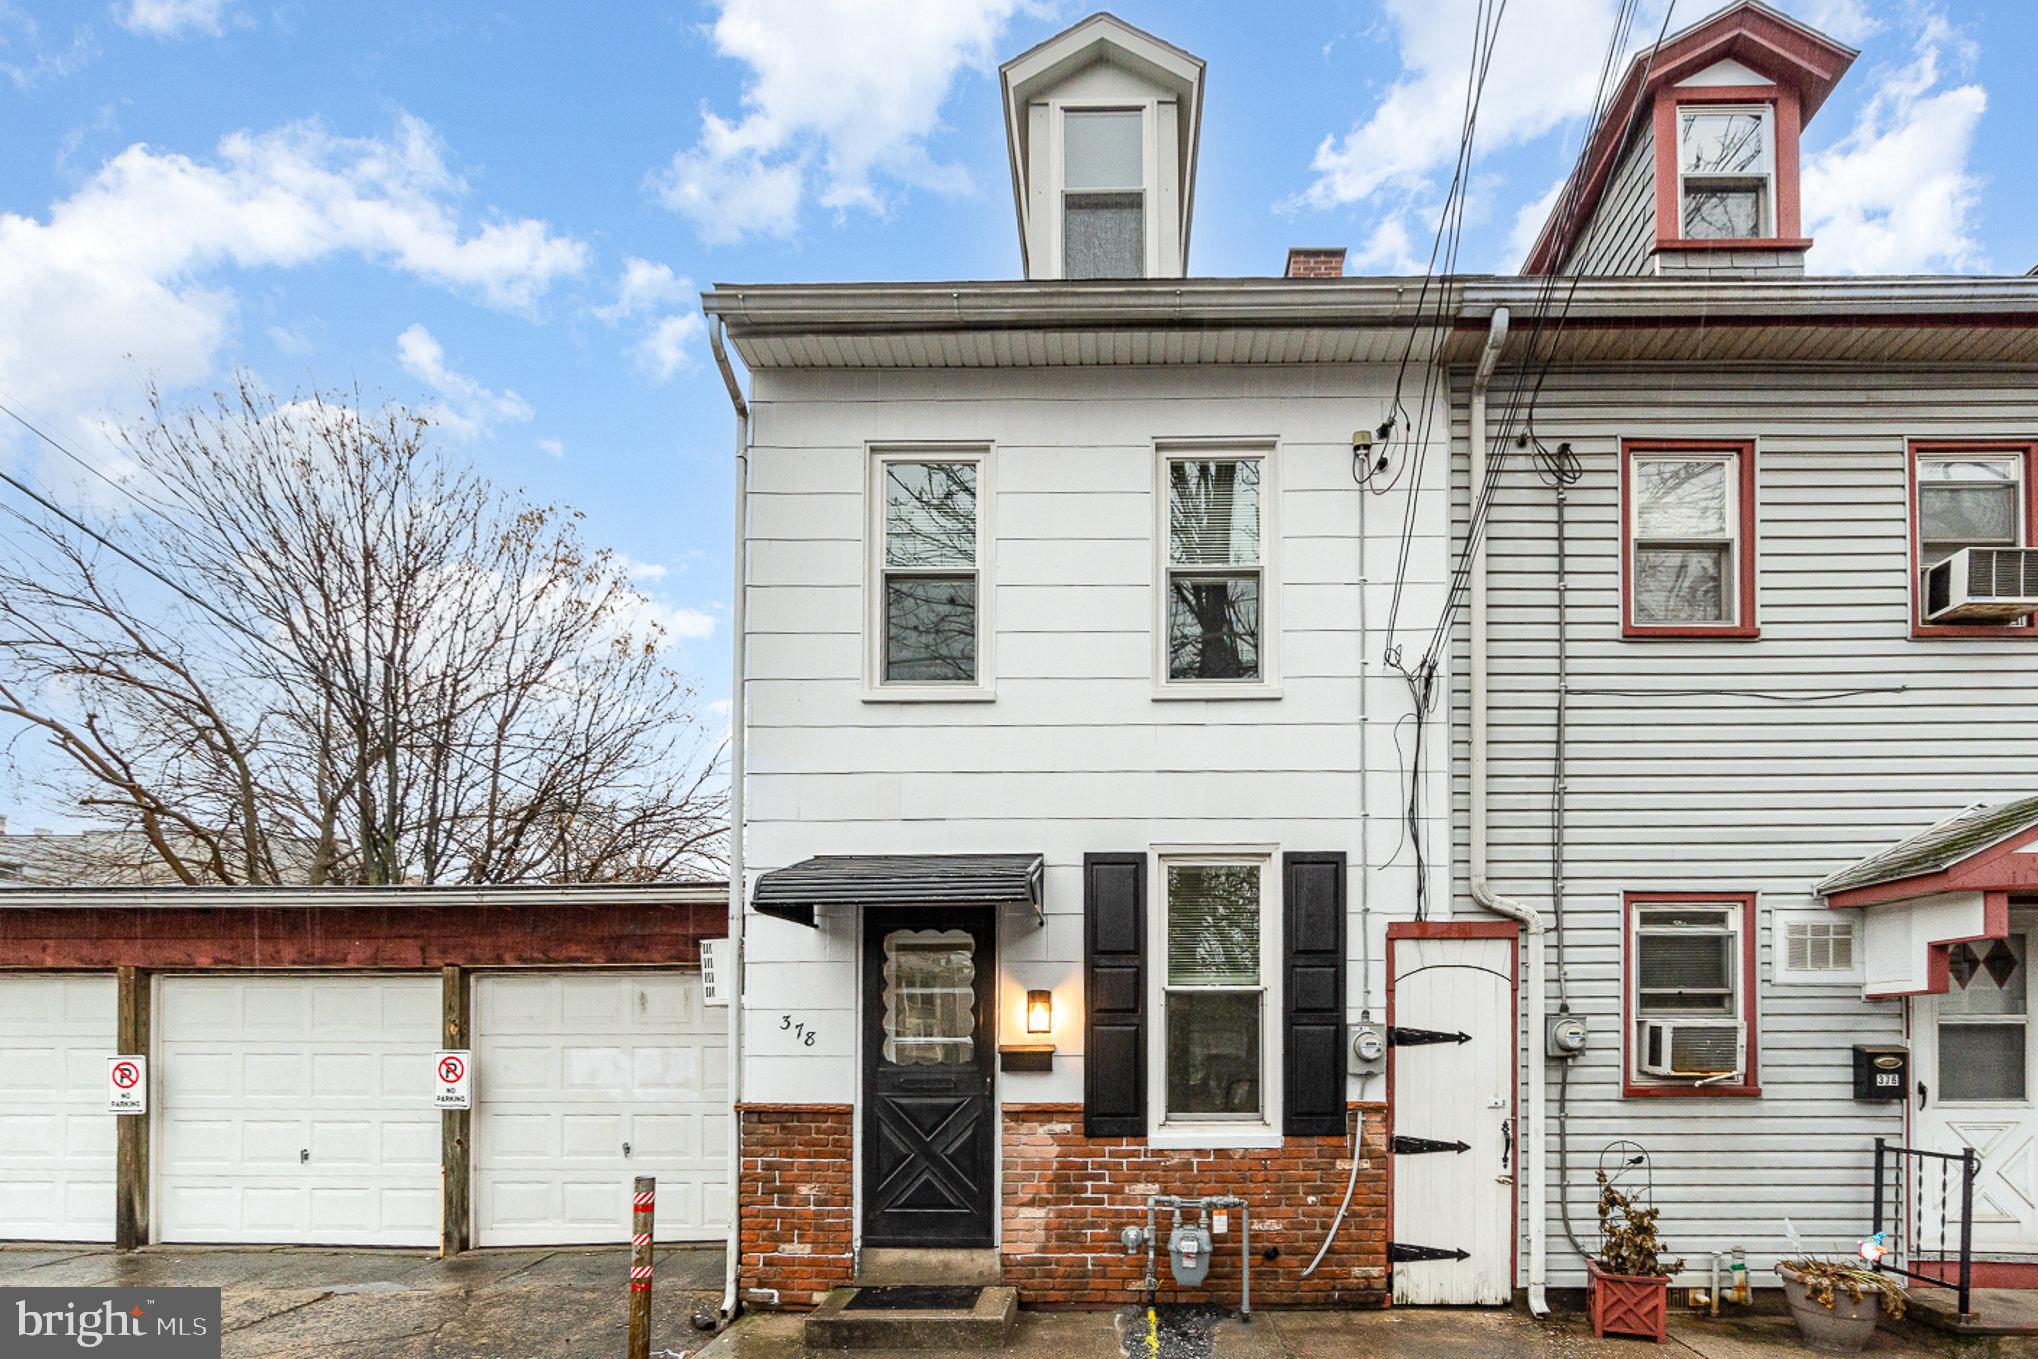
[1466,306,1551,1317]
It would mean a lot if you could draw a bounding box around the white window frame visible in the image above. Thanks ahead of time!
[1770,907,1864,987]
[1629,900,1750,1088]
[1146,846,1282,1149]
[1675,103,1776,242]
[864,445,994,702]
[1049,100,1160,279]
[1153,441,1280,699]
[1916,452,2026,568]
[1628,448,1743,628]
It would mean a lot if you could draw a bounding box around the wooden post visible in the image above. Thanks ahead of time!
[440,965,472,1258]
[628,1176,655,1359]
[114,966,149,1251]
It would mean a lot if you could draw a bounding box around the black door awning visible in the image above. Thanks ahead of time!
[751,853,1045,926]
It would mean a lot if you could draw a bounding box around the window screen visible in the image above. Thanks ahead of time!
[1918,456,2022,568]
[1635,906,1736,1015]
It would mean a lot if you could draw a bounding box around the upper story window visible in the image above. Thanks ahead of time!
[1910,441,2038,637]
[1677,106,1775,240]
[867,449,992,699]
[1063,109,1144,279]
[1622,440,1758,638]
[1626,894,1759,1096]
[1158,449,1276,694]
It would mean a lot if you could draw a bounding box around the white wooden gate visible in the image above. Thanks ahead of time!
[1390,930,1516,1305]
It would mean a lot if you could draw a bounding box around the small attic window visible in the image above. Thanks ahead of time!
[1063,109,1143,278]
[1677,107,1774,240]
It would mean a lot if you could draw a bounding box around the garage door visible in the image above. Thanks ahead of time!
[0,974,117,1241]
[473,972,728,1246]
[156,974,440,1246]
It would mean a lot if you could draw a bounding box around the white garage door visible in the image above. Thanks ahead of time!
[473,971,728,1246]
[156,974,440,1246]
[0,974,117,1241]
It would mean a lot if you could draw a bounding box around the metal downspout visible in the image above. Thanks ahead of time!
[711,316,751,1324]
[1467,307,1550,1317]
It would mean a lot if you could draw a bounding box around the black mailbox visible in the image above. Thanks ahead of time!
[1853,1045,1908,1101]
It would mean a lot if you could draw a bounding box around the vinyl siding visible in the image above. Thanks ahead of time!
[1451,365,2038,1287]
[1562,124,1657,277]
[740,363,1454,1110]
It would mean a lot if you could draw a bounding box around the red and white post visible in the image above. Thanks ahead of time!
[628,1176,655,1359]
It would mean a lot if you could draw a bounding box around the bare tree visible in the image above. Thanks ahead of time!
[0,381,724,885]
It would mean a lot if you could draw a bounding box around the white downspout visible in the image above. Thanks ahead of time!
[1467,306,1550,1318]
[711,315,751,1324]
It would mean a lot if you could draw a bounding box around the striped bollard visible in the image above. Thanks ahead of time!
[628,1176,655,1359]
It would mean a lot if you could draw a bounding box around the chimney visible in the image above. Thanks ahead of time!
[1285,247,1346,279]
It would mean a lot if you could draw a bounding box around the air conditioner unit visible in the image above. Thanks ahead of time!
[1924,546,2038,623]
[1638,1019,1742,1080]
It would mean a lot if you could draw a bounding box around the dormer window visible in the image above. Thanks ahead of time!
[1063,109,1144,279]
[1677,106,1774,240]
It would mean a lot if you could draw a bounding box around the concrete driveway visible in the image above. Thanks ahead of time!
[0,1243,724,1358]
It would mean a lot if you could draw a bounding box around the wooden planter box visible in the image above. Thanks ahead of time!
[1588,1261,1670,1342]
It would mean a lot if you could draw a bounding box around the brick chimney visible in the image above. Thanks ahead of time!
[1284,247,1346,279]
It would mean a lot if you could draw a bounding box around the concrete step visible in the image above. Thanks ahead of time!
[803,1285,1019,1350]
[855,1248,1003,1286]
[1905,1286,2038,1337]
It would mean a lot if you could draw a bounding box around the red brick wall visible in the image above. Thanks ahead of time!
[739,1104,854,1307]
[1001,1103,1388,1307]
[1283,247,1347,279]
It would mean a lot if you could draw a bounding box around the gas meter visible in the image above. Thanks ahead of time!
[1168,1220,1214,1287]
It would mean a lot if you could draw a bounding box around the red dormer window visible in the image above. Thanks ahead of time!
[1652,83,1810,254]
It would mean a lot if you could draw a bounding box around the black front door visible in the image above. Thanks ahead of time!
[861,907,995,1247]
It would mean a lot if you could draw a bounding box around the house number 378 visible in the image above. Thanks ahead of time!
[780,1015,818,1047]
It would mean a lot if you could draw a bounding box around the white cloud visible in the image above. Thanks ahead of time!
[0,113,584,449]
[1501,176,1564,271]
[633,313,705,384]
[395,323,532,441]
[0,6,96,90]
[594,256,693,321]
[538,437,564,459]
[615,553,670,582]
[1804,16,1987,274]
[118,0,234,39]
[593,258,703,384]
[1792,0,1883,46]
[651,0,1026,243]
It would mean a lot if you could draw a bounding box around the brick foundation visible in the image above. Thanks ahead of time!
[738,1104,855,1307]
[1000,1103,1388,1308]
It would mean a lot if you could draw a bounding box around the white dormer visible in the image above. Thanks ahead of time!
[1000,13,1204,280]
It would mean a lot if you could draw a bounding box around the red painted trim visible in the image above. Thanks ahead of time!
[1828,821,2038,909]
[1906,439,2038,640]
[0,902,717,969]
[1861,891,2012,999]
[1910,1259,2038,1290]
[1385,925,1520,1290]
[1622,891,1761,1098]
[1522,3,1853,273]
[1620,439,1760,639]
[1651,85,1805,252]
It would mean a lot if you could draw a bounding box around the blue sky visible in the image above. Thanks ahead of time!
[0,0,2031,823]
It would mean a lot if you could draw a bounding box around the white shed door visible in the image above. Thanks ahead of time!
[0,974,117,1241]
[156,975,441,1246]
[1390,933,1516,1305]
[473,972,729,1246]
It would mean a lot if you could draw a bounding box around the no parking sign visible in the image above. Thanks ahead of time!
[107,1055,146,1114]
[434,1050,472,1109]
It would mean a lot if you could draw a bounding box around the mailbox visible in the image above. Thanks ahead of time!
[1852,1045,1908,1102]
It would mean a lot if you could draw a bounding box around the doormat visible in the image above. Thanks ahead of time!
[844,1286,983,1311]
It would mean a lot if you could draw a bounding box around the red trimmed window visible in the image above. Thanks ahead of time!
[1621,439,1758,638]
[1624,893,1759,1098]
[1909,440,2038,638]
[1651,85,1808,253]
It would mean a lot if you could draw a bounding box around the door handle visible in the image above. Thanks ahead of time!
[300,1148,310,1164]
[1500,1117,1513,1170]
[623,1141,632,1159]
[1917,1081,1929,1110]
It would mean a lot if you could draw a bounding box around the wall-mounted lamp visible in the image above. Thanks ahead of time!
[1025,989,1053,1035]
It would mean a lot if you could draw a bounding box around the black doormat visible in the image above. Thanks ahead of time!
[844,1285,982,1311]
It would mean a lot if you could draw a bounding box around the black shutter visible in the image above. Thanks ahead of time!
[1083,852,1146,1137]
[1283,851,1347,1136]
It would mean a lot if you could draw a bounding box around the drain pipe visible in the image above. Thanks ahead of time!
[1467,306,1550,1319]
[711,315,751,1325]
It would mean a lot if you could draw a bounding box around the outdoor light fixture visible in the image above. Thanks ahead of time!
[1025,989,1053,1035]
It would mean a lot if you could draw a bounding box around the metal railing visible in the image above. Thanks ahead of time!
[1871,1137,1978,1320]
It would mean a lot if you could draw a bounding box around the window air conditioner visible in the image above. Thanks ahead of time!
[1638,1018,1742,1080]
[1924,546,2038,623]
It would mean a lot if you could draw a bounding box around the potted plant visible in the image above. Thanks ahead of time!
[1588,1171,1682,1342]
[1776,1257,1905,1352]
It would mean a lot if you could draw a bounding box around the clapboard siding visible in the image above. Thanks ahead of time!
[1450,364,2038,1287]
[743,364,1454,1106]
[1562,123,1657,276]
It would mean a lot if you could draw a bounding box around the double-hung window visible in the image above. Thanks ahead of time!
[1624,441,1756,637]
[869,449,989,696]
[1912,444,2036,635]
[1626,894,1757,1095]
[1154,854,1278,1141]
[1063,108,1144,279]
[1677,106,1774,240]
[1160,450,1273,690]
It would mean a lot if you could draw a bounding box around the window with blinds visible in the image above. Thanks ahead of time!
[1628,897,1756,1091]
[875,455,982,686]
[1162,860,1265,1122]
[1164,456,1263,683]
